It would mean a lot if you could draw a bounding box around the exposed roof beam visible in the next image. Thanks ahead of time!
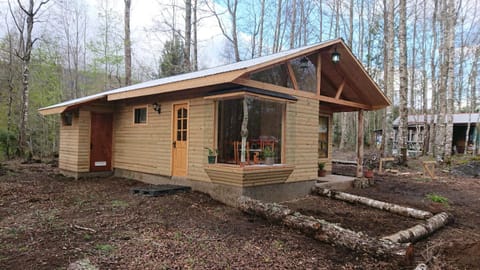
[286,62,299,90]
[335,80,346,99]
[234,78,372,110]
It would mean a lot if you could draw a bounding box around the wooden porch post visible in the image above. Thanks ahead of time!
[357,110,364,178]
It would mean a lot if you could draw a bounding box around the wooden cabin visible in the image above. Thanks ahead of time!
[392,113,480,155]
[39,38,390,205]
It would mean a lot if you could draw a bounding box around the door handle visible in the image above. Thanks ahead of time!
[172,141,176,148]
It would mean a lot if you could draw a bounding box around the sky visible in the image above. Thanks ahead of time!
[0,0,230,75]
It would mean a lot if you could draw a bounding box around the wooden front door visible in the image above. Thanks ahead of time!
[172,103,188,176]
[90,113,113,172]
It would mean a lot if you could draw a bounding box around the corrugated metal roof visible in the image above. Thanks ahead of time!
[393,113,480,126]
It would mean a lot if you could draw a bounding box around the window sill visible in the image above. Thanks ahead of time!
[204,163,295,187]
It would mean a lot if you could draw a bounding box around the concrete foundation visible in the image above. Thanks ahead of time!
[60,169,113,180]
[114,168,316,206]
[316,174,355,190]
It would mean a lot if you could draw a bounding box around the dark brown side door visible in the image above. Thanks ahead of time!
[90,113,113,172]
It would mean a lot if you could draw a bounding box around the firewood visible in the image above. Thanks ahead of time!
[382,212,453,243]
[312,187,433,219]
[237,196,409,257]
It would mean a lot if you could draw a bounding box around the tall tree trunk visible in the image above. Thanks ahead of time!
[398,0,408,163]
[10,0,50,157]
[289,0,296,49]
[184,0,192,71]
[381,0,394,156]
[258,0,265,56]
[429,0,439,157]
[273,0,283,53]
[124,0,132,85]
[192,0,198,70]
[444,0,456,159]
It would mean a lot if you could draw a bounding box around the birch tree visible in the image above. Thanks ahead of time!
[398,0,408,162]
[124,0,132,85]
[8,0,50,157]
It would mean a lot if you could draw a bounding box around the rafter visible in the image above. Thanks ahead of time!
[335,80,346,99]
[286,62,299,90]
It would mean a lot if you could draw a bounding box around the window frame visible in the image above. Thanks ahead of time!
[214,95,287,165]
[133,106,148,125]
[62,111,74,127]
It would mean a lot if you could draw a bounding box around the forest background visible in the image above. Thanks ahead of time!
[0,0,479,162]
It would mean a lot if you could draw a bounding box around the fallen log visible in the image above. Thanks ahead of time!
[382,212,453,243]
[238,196,409,257]
[312,187,433,220]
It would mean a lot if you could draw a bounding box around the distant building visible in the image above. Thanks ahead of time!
[392,113,480,155]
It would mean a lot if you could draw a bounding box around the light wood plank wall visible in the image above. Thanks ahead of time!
[285,97,319,182]
[187,98,214,182]
[59,109,90,172]
[112,101,172,175]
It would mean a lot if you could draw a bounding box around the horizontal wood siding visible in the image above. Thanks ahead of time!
[204,164,294,187]
[187,98,214,182]
[285,97,319,181]
[59,110,90,172]
[113,102,172,175]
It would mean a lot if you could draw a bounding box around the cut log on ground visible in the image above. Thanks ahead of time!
[237,196,410,257]
[382,212,453,243]
[312,187,433,220]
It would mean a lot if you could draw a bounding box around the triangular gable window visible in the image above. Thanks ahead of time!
[289,57,317,93]
[249,64,293,88]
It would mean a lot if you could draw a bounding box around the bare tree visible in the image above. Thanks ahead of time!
[381,0,394,156]
[208,0,240,62]
[184,0,192,71]
[398,0,408,163]
[124,0,132,85]
[8,0,50,157]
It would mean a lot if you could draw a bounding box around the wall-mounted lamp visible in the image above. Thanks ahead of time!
[299,56,309,69]
[152,102,161,114]
[331,47,341,64]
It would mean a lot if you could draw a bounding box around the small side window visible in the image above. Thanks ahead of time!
[134,107,147,124]
[62,112,73,126]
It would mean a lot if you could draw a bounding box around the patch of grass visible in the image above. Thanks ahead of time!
[273,240,284,250]
[83,233,93,241]
[173,231,182,241]
[426,193,449,206]
[95,244,115,254]
[111,200,128,208]
[34,209,59,228]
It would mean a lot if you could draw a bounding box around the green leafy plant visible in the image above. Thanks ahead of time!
[205,147,217,156]
[426,193,449,206]
[263,146,274,158]
[318,162,325,171]
[111,200,128,208]
[95,244,115,253]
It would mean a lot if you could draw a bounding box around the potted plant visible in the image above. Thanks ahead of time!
[364,159,375,178]
[205,147,217,164]
[263,147,275,165]
[318,162,326,177]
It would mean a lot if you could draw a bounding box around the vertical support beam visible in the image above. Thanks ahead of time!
[286,62,299,90]
[316,54,322,96]
[356,110,364,178]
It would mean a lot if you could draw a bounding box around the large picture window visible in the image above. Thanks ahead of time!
[217,97,284,165]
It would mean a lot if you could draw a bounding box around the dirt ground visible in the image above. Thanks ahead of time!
[0,159,479,269]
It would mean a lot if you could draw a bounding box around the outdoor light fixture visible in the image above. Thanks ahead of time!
[152,102,161,114]
[299,56,309,69]
[331,47,341,64]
